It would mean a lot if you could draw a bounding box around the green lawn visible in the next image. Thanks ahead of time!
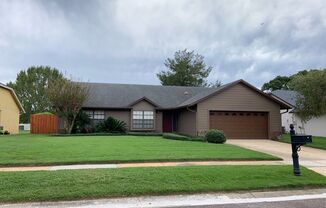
[281,134,326,150]
[0,134,279,166]
[0,165,325,202]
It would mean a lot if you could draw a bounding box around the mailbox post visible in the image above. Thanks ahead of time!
[289,124,312,176]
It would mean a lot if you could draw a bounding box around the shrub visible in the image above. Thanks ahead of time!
[96,117,127,133]
[163,133,204,142]
[4,130,10,135]
[205,129,226,143]
[128,132,162,136]
[72,111,91,134]
[34,112,54,115]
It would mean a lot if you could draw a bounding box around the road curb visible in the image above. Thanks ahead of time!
[1,188,326,208]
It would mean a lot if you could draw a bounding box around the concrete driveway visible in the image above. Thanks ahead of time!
[227,139,326,176]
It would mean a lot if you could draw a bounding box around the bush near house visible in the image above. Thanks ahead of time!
[0,130,10,135]
[95,117,127,133]
[71,111,91,134]
[205,129,226,143]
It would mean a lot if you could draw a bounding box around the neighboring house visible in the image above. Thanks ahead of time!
[271,90,326,137]
[19,123,31,131]
[81,79,290,139]
[0,83,25,134]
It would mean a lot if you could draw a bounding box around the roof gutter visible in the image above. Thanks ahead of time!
[186,106,196,113]
[281,109,289,114]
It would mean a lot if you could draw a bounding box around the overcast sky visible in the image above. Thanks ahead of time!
[0,0,325,87]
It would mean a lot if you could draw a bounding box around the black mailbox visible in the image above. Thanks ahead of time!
[291,135,312,144]
[289,124,313,176]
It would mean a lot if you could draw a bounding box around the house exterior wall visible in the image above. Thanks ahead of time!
[0,87,20,134]
[281,110,326,136]
[156,111,163,133]
[105,110,131,130]
[280,109,293,133]
[196,83,281,138]
[303,115,326,137]
[177,109,196,136]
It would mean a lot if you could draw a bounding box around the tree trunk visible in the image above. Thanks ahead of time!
[63,119,69,134]
[68,115,77,134]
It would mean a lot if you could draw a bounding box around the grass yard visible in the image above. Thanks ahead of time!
[0,165,325,202]
[0,134,279,166]
[281,134,326,150]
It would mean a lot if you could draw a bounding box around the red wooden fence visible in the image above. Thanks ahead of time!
[30,114,58,134]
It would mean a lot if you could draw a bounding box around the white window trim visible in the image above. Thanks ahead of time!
[132,110,154,130]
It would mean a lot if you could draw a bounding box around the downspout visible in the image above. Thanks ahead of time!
[281,109,289,114]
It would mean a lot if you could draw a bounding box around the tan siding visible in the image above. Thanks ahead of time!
[177,109,196,136]
[197,83,281,139]
[105,110,130,130]
[132,100,155,111]
[0,87,20,134]
[156,111,163,133]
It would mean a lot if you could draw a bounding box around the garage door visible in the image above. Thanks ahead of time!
[209,111,268,139]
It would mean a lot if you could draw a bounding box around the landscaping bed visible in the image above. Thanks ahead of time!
[280,134,326,150]
[0,165,325,202]
[0,134,280,166]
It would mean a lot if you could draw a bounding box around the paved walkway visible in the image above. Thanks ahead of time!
[1,188,325,208]
[227,139,326,176]
[0,160,284,172]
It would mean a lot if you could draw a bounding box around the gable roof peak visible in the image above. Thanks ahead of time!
[0,83,25,113]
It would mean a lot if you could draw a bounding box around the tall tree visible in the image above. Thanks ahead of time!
[209,80,222,88]
[261,76,292,91]
[289,69,326,122]
[157,49,213,87]
[7,66,64,123]
[261,69,320,91]
[48,78,90,134]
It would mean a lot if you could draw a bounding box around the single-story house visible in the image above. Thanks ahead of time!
[271,90,326,137]
[81,79,291,139]
[0,83,25,134]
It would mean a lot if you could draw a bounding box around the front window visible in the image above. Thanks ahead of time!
[132,111,154,129]
[84,110,105,120]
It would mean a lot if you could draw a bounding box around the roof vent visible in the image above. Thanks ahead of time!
[184,91,189,96]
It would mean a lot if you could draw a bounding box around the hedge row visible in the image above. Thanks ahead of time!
[162,133,204,142]
[51,132,163,137]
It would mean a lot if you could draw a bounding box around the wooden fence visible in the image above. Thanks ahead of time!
[30,114,58,134]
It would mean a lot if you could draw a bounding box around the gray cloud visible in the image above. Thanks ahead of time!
[0,0,325,87]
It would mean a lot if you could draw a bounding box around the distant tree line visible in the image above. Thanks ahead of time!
[262,69,326,121]
[8,66,89,134]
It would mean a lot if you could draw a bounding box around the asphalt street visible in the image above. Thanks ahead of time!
[170,198,326,208]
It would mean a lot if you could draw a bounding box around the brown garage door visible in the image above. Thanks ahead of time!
[209,111,268,139]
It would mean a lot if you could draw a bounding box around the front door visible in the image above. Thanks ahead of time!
[163,112,173,132]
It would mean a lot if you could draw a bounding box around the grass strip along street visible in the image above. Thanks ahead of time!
[0,165,325,202]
